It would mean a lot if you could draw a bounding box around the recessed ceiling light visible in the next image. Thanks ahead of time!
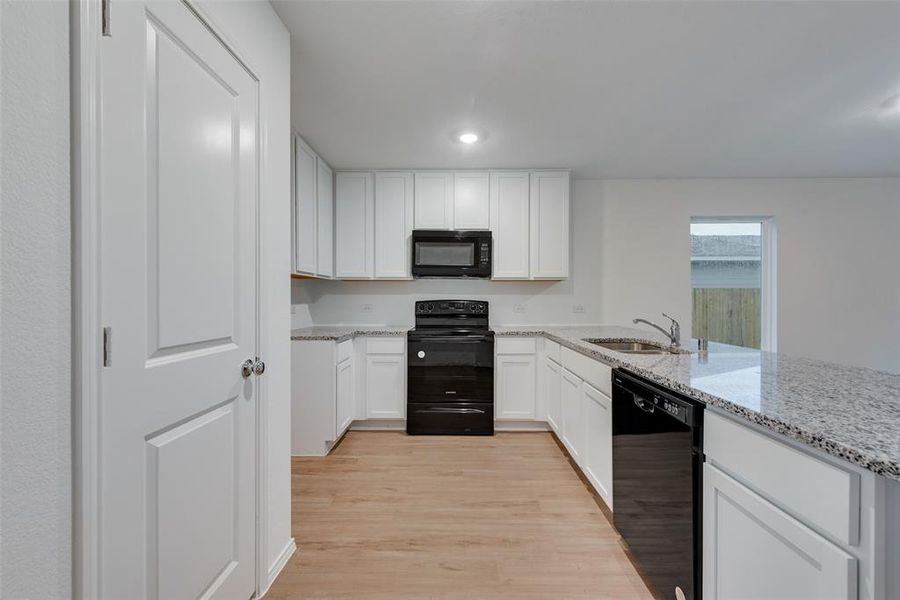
[458,132,479,144]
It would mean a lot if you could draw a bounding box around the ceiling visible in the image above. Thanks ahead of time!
[272,1,900,179]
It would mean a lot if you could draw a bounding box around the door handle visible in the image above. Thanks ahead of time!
[253,359,266,376]
[241,359,254,379]
[634,397,655,414]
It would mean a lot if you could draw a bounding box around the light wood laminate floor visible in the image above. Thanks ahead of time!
[267,432,654,599]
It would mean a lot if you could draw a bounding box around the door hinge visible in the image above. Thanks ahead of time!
[102,326,112,367]
[101,0,111,37]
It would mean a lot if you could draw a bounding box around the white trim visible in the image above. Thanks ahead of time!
[72,1,102,597]
[494,420,552,432]
[259,537,296,598]
[690,216,777,352]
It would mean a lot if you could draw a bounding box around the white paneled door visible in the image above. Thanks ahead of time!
[100,2,257,598]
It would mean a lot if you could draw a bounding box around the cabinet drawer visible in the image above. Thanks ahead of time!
[336,339,354,363]
[704,411,860,546]
[544,339,561,363]
[560,346,612,397]
[496,337,536,355]
[365,337,406,355]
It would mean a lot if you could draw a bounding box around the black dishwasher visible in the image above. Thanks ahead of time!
[612,368,704,600]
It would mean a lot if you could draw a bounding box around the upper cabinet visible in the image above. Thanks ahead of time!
[414,172,454,229]
[374,172,414,279]
[306,164,569,282]
[334,172,375,279]
[453,172,490,230]
[316,159,334,278]
[529,171,570,279]
[293,136,318,275]
[490,171,531,279]
[292,134,334,279]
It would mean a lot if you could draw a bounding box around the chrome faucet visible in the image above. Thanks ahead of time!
[633,313,681,347]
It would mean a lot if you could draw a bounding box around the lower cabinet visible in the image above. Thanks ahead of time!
[703,463,857,600]
[364,337,406,419]
[291,339,355,456]
[560,368,583,462]
[336,357,354,434]
[496,354,537,419]
[544,357,562,432]
[494,337,539,420]
[582,382,613,509]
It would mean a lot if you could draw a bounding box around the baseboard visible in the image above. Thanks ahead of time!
[495,420,551,432]
[349,419,406,431]
[259,537,296,598]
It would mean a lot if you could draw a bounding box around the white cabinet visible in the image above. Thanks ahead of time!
[582,382,613,509]
[453,172,490,229]
[293,136,318,275]
[529,170,570,279]
[316,158,334,278]
[560,368,583,462]
[364,337,406,419]
[414,172,454,229]
[703,464,856,600]
[335,172,374,278]
[544,357,562,433]
[291,339,355,456]
[490,171,530,279]
[374,172,414,279]
[496,355,537,419]
[365,355,405,418]
[335,357,354,435]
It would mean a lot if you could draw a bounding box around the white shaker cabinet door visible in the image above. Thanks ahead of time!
[453,171,490,230]
[336,357,354,436]
[374,172,414,279]
[544,358,562,434]
[496,354,537,419]
[560,368,583,463]
[335,172,375,279]
[490,171,530,279]
[316,158,334,278]
[703,464,857,600]
[582,382,613,509]
[414,172,454,229]
[365,354,406,418]
[529,170,569,279]
[294,136,318,275]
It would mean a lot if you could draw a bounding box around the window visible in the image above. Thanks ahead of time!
[691,218,776,351]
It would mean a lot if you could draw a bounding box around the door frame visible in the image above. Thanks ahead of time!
[71,1,269,597]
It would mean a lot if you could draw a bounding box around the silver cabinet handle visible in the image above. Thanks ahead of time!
[241,359,254,379]
[253,359,266,376]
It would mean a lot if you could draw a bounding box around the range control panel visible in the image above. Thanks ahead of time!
[415,300,488,316]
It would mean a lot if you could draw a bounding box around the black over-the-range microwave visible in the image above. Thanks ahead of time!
[411,230,492,278]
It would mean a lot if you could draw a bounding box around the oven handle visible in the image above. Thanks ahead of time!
[414,407,487,415]
[407,335,493,343]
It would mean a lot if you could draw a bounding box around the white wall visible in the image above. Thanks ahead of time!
[195,0,294,589]
[596,178,900,373]
[291,179,604,327]
[0,1,72,598]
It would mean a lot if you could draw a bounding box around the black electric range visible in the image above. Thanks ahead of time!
[406,300,494,435]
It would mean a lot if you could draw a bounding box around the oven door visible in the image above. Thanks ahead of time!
[411,231,491,278]
[407,334,494,402]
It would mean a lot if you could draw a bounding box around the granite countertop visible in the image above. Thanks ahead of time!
[495,326,900,482]
[290,326,410,343]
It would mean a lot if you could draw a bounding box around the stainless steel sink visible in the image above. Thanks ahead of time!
[583,339,682,354]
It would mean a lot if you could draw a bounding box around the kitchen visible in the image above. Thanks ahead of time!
[2,1,899,599]
[278,2,900,599]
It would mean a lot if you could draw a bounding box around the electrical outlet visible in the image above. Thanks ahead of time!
[572,304,585,314]
[360,303,373,313]
[513,304,526,314]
